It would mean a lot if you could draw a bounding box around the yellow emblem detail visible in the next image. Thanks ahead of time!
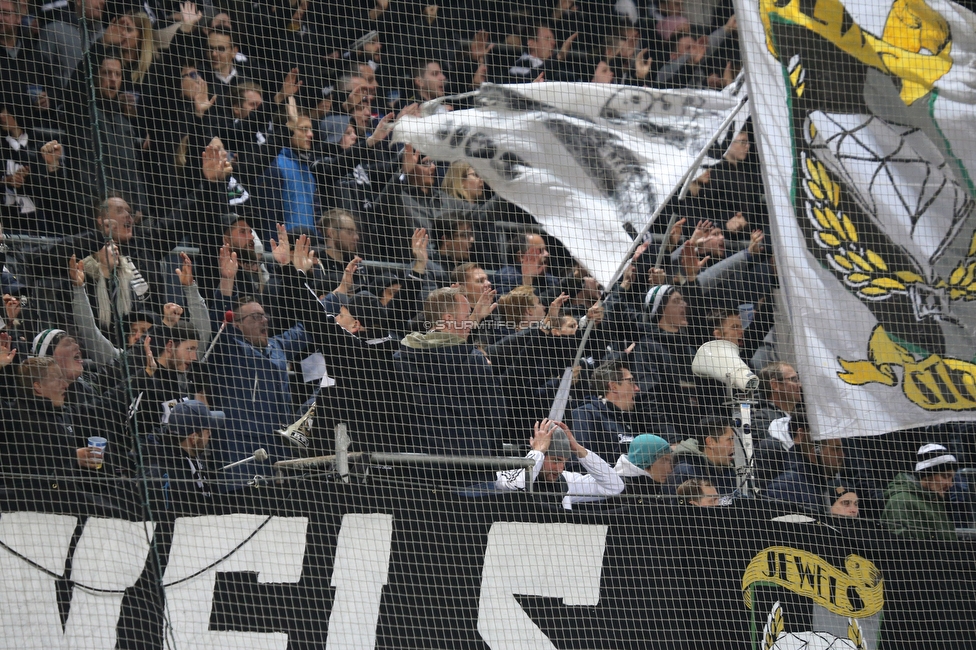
[761,0,952,105]
[763,604,785,650]
[839,326,976,409]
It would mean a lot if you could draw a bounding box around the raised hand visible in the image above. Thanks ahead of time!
[688,219,713,250]
[175,252,194,286]
[193,92,217,117]
[648,267,667,286]
[473,62,488,87]
[621,262,637,290]
[669,217,687,249]
[292,234,317,274]
[726,212,747,233]
[558,420,585,457]
[218,243,239,280]
[0,332,16,369]
[144,335,157,376]
[269,223,291,266]
[411,228,429,266]
[367,111,396,147]
[40,140,62,170]
[202,139,232,181]
[291,0,308,26]
[586,302,605,326]
[546,292,570,324]
[470,284,497,324]
[530,419,554,452]
[635,48,653,80]
[557,32,578,61]
[748,229,765,255]
[398,103,422,119]
[680,242,709,281]
[2,294,21,323]
[342,82,366,113]
[630,241,650,266]
[162,302,184,327]
[695,36,709,61]
[336,256,362,294]
[470,30,495,62]
[179,1,203,31]
[285,95,299,125]
[402,143,419,176]
[68,254,85,287]
[278,67,302,102]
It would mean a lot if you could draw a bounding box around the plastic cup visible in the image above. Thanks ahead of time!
[87,436,107,470]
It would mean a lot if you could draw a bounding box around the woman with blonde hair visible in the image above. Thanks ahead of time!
[442,161,485,203]
[440,161,507,269]
[100,11,158,86]
[125,12,158,85]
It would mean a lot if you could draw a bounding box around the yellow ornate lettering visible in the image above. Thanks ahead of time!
[743,547,884,618]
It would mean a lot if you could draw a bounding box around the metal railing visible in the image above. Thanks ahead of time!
[274,452,538,491]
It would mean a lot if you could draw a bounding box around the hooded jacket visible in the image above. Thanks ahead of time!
[664,438,738,495]
[882,473,956,540]
[614,453,665,497]
[394,331,505,456]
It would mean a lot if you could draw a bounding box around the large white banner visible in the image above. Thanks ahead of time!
[736,0,976,437]
[392,82,741,288]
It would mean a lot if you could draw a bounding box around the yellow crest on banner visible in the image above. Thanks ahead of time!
[760,0,952,105]
[838,326,976,410]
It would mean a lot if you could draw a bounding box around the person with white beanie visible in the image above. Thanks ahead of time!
[882,443,959,540]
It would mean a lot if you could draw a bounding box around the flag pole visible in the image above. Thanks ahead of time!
[552,94,749,417]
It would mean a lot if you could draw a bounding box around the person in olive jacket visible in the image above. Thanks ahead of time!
[882,443,959,540]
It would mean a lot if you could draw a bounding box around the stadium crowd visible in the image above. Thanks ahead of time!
[0,0,971,538]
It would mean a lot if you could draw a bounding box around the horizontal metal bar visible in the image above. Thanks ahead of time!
[370,453,535,470]
[274,452,366,469]
[371,453,537,492]
[3,234,61,245]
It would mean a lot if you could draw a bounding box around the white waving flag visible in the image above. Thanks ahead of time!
[736,0,976,437]
[392,82,742,288]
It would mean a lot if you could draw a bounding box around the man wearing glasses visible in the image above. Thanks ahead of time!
[207,242,314,490]
[752,361,803,440]
[572,360,659,463]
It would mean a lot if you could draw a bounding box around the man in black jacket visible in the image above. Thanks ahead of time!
[572,360,650,461]
[147,399,218,515]
[394,286,503,456]
[4,357,131,514]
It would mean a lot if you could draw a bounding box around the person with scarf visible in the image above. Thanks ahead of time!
[80,240,152,347]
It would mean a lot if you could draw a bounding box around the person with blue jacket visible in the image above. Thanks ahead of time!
[765,436,845,514]
[265,114,319,238]
[206,232,313,490]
